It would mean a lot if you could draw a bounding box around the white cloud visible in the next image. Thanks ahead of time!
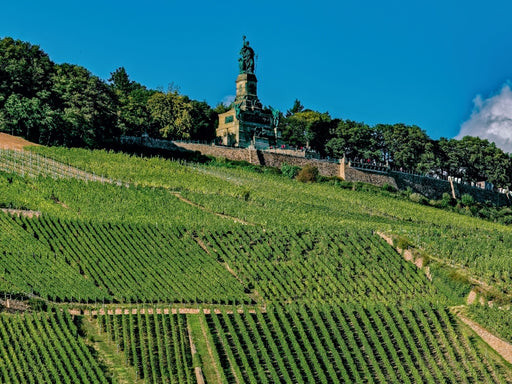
[222,95,235,107]
[457,83,512,153]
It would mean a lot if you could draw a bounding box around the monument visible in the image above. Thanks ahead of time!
[216,37,282,148]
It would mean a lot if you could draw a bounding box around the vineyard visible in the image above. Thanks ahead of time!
[1,139,512,383]
[0,309,109,384]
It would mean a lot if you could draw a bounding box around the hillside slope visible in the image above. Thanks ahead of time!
[0,138,511,383]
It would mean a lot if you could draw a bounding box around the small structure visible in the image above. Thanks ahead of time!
[216,36,281,148]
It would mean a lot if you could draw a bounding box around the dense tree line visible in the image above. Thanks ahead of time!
[0,37,218,148]
[1,37,511,187]
[281,99,512,187]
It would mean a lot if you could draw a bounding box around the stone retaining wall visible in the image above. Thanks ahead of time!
[120,137,510,206]
[392,172,510,206]
[344,168,398,189]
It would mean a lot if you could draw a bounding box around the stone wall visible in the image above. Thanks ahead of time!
[169,141,342,176]
[172,142,252,162]
[392,172,510,206]
[255,151,340,176]
[344,168,398,189]
[120,137,510,206]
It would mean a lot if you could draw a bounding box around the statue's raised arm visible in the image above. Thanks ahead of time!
[239,36,255,74]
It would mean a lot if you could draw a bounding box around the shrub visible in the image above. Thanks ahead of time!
[394,236,411,250]
[440,192,455,207]
[409,193,427,204]
[336,180,353,189]
[461,193,475,206]
[296,165,319,183]
[381,183,397,193]
[281,163,301,179]
[263,167,281,175]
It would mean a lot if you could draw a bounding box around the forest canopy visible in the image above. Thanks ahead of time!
[0,37,219,148]
[1,37,511,187]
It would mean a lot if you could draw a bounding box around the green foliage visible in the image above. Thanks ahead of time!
[0,145,512,382]
[0,37,216,146]
[206,303,508,383]
[281,109,331,151]
[439,136,512,186]
[409,192,427,204]
[393,236,411,250]
[147,90,193,139]
[381,183,396,193]
[202,227,433,305]
[326,119,378,160]
[429,263,473,305]
[296,164,319,183]
[0,311,111,383]
[280,162,300,179]
[461,193,475,206]
[97,312,195,383]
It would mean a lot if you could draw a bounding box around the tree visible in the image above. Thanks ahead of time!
[380,123,432,171]
[286,99,304,116]
[0,37,56,142]
[326,119,377,160]
[0,93,57,143]
[188,100,216,141]
[147,90,193,139]
[51,63,117,147]
[281,109,331,151]
[109,67,136,95]
[439,136,512,187]
[0,37,54,102]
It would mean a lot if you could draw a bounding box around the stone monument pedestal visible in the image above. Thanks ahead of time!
[216,37,281,148]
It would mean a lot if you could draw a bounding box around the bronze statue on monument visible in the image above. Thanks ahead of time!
[238,35,255,74]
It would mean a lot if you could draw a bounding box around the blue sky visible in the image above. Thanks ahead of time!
[2,0,512,147]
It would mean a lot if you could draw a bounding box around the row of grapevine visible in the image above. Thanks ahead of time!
[97,310,196,383]
[0,212,106,300]
[22,145,512,293]
[9,214,249,304]
[0,310,110,384]
[201,226,435,304]
[0,148,121,184]
[205,303,512,383]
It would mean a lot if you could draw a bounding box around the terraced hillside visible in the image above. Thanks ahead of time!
[0,139,512,383]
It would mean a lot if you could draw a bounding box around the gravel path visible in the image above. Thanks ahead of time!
[457,313,512,365]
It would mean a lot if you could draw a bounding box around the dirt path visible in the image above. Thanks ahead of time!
[170,191,254,225]
[376,231,432,280]
[456,313,512,365]
[0,133,40,150]
[187,320,206,384]
[198,313,223,384]
[379,230,512,365]
[466,289,477,305]
[376,231,512,299]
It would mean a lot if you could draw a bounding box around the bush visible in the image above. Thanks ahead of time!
[281,163,301,179]
[381,183,397,193]
[296,165,319,183]
[440,192,455,207]
[394,236,411,250]
[409,193,427,204]
[461,193,475,206]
